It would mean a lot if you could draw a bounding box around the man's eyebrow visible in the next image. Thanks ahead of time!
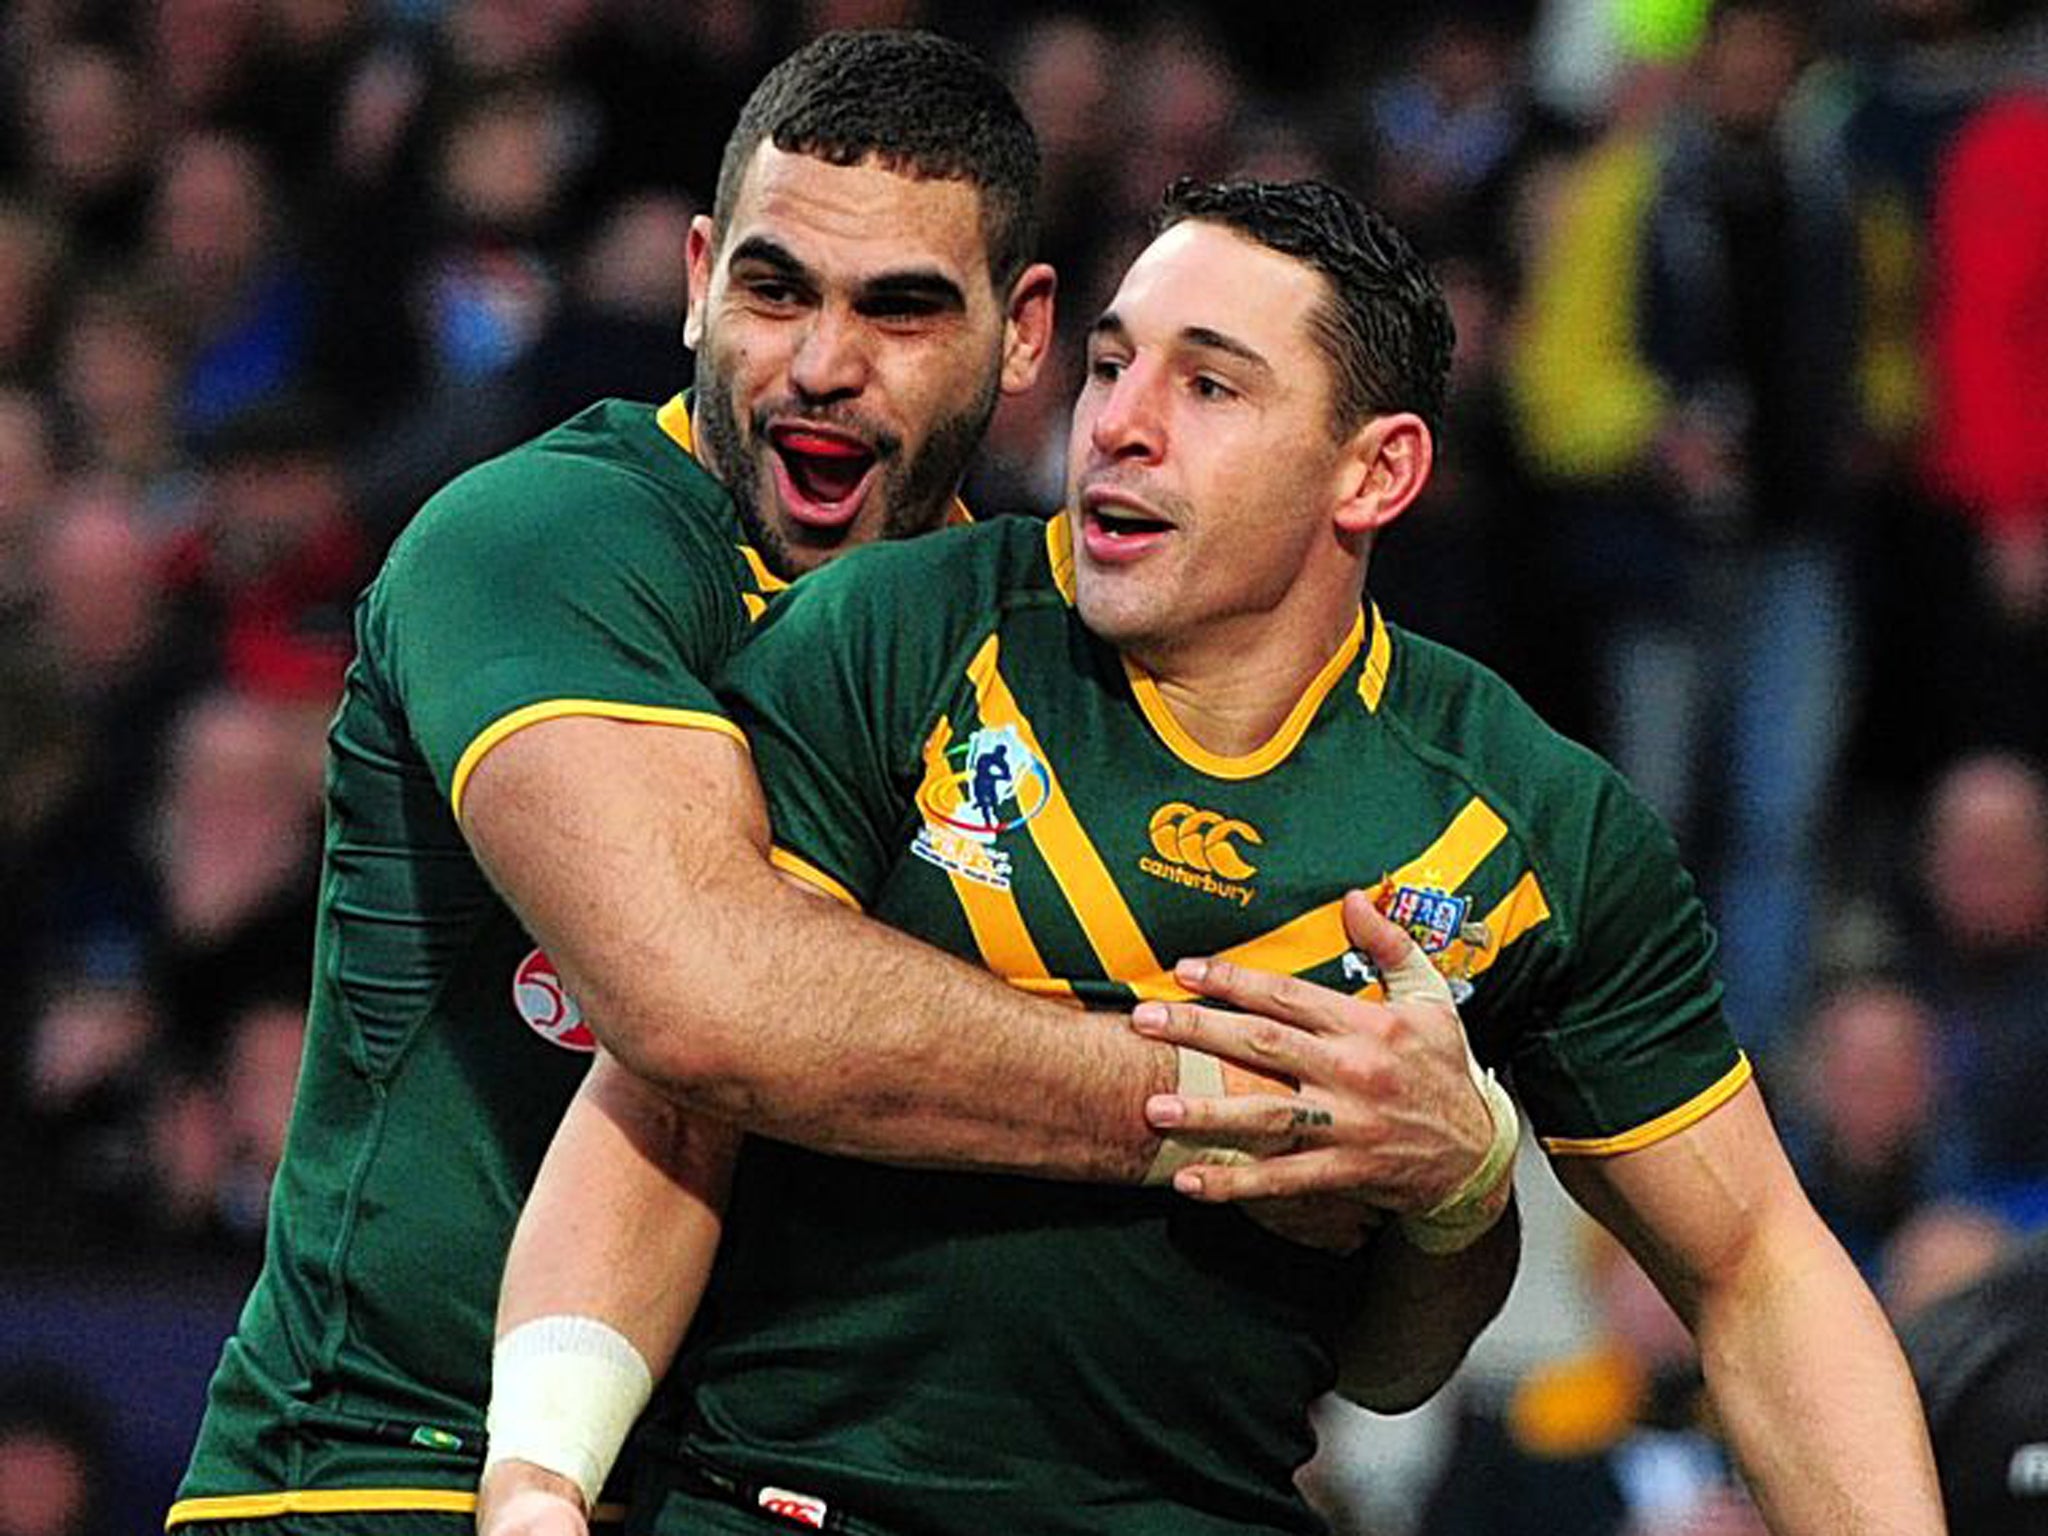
[727,236,813,282]
[1086,313,1273,378]
[856,269,967,312]
[1180,325,1273,377]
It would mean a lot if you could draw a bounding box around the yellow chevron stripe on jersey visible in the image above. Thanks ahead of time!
[1388,796,1511,895]
[1125,610,1364,781]
[450,701,749,820]
[917,712,1065,995]
[967,640,1165,982]
[1541,1055,1754,1157]
[1467,871,1552,979]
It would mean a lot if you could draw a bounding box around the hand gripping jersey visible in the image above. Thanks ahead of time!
[649,514,1749,1536]
[170,398,779,1529]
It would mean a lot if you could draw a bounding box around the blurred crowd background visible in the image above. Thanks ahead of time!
[0,0,2044,1532]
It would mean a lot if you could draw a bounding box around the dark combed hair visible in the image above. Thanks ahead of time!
[714,29,1041,287]
[1155,178,1455,441]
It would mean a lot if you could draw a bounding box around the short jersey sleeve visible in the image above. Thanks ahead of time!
[1507,766,1749,1155]
[719,531,995,909]
[363,442,751,814]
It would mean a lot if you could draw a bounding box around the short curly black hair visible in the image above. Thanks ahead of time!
[1155,178,1454,441]
[714,30,1041,288]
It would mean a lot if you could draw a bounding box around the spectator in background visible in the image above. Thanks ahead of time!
[1920,83,2048,757]
[1781,981,1940,1276]
[1419,1222,1765,1536]
[1915,751,2048,1225]
[1509,0,1865,1056]
[162,396,370,700]
[146,689,326,1058]
[48,275,199,523]
[16,41,152,265]
[0,1368,110,1536]
[145,130,317,439]
[516,190,693,439]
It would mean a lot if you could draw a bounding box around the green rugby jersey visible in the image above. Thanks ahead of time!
[171,397,778,1529]
[665,513,1748,1536]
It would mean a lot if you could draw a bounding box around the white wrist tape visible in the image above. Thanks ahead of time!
[484,1315,654,1512]
[1143,1047,1257,1186]
[1399,1057,1519,1255]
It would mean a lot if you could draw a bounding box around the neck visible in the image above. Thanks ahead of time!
[1127,598,1364,760]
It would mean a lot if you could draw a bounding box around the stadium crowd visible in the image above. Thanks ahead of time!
[0,1,2043,1532]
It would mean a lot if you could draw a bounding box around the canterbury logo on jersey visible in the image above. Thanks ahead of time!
[1138,802,1262,907]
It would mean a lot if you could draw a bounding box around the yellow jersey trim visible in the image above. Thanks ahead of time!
[1465,871,1551,981]
[450,701,748,820]
[770,847,861,910]
[1542,1055,1755,1158]
[738,542,791,596]
[655,393,695,454]
[1046,514,1077,604]
[1125,611,1366,782]
[167,1492,628,1526]
[1357,603,1393,712]
[969,640,1165,982]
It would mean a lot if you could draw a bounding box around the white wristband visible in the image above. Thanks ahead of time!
[1142,1047,1258,1185]
[484,1315,654,1512]
[1398,1057,1519,1255]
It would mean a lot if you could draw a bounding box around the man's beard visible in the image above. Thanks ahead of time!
[692,347,1002,580]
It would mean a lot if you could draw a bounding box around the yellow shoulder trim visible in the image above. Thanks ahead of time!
[655,393,695,454]
[1541,1054,1754,1158]
[167,1492,628,1527]
[1126,611,1365,781]
[769,846,862,910]
[450,701,748,820]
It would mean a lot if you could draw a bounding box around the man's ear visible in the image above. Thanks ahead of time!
[999,261,1058,395]
[683,214,718,351]
[1332,412,1434,538]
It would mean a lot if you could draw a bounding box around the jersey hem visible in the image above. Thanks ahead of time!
[166,1491,628,1527]
[450,701,748,819]
[1539,1053,1753,1157]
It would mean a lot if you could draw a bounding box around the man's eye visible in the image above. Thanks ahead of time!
[1192,374,1235,402]
[1089,355,1126,383]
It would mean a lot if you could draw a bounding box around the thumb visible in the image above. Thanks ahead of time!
[1343,888,1454,1007]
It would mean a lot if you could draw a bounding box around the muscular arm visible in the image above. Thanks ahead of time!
[1555,1084,1944,1536]
[462,715,1175,1179]
[479,1054,734,1535]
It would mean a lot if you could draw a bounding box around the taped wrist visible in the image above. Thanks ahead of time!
[484,1315,653,1511]
[1399,1059,1519,1255]
[1143,1046,1264,1185]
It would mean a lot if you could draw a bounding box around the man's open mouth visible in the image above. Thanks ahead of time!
[767,425,880,530]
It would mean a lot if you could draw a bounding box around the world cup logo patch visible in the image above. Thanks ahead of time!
[512,947,596,1052]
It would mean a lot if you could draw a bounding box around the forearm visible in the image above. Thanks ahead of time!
[1333,1201,1519,1413]
[497,1054,735,1367]
[1694,1213,1942,1536]
[596,860,1175,1179]
[464,718,1175,1181]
